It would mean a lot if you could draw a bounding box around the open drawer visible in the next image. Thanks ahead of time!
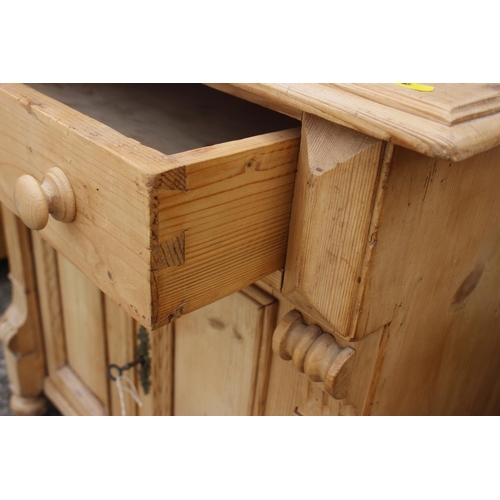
[0,84,300,329]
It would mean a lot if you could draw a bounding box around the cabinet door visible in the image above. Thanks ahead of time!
[174,285,277,416]
[32,230,172,416]
[32,232,111,415]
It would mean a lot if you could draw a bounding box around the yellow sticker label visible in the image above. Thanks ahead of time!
[395,83,435,92]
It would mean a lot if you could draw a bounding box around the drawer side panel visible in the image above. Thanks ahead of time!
[150,130,300,328]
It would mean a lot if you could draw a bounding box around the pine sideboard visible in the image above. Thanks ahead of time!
[1,83,499,416]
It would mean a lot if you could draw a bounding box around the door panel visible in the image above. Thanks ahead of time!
[57,254,108,409]
[31,232,108,415]
[174,285,277,416]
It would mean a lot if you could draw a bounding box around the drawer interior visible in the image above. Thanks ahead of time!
[28,83,299,154]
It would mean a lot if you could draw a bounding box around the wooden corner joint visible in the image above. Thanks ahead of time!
[272,310,356,400]
[151,231,186,270]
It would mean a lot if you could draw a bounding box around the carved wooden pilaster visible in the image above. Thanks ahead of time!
[0,206,47,415]
[272,310,355,400]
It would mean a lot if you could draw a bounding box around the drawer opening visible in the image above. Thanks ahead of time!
[28,83,299,154]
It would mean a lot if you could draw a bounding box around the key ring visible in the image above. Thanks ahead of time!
[107,358,144,382]
[107,364,123,382]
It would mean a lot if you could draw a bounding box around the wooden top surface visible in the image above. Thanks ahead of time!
[208,84,500,161]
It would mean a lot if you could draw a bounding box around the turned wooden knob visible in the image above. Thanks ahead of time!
[272,310,356,399]
[13,167,76,230]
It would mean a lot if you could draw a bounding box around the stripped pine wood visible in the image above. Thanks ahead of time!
[330,84,500,125]
[0,84,300,329]
[0,207,46,405]
[239,285,279,415]
[46,367,106,416]
[138,323,174,416]
[31,220,112,416]
[0,209,6,258]
[3,84,500,417]
[257,274,386,416]
[259,269,283,291]
[174,286,277,416]
[212,84,500,161]
[57,254,109,412]
[43,377,80,416]
[261,290,351,416]
[29,84,298,155]
[355,145,500,415]
[265,368,344,416]
[151,132,298,326]
[104,296,138,416]
[0,84,154,327]
[282,114,388,338]
[31,231,66,374]
[265,344,344,415]
[272,310,356,399]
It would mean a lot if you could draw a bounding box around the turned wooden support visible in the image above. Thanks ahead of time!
[272,310,355,399]
[0,208,47,415]
[14,167,76,230]
[10,394,47,416]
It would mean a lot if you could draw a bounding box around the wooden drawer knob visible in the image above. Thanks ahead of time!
[272,310,355,399]
[14,167,76,230]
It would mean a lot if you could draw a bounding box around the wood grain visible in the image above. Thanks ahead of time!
[214,84,500,161]
[0,207,46,400]
[14,167,76,230]
[138,323,174,416]
[331,83,500,126]
[43,377,79,416]
[357,145,500,414]
[31,230,66,374]
[282,114,387,337]
[258,270,283,291]
[240,285,279,416]
[174,286,277,416]
[0,209,6,259]
[0,83,155,327]
[0,84,299,329]
[104,296,138,416]
[259,285,368,416]
[258,273,391,416]
[46,366,106,416]
[151,130,299,327]
[272,310,356,399]
[57,254,109,412]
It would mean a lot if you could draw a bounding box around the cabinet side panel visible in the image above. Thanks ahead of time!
[360,146,500,415]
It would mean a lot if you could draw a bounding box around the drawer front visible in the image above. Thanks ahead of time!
[0,84,300,328]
